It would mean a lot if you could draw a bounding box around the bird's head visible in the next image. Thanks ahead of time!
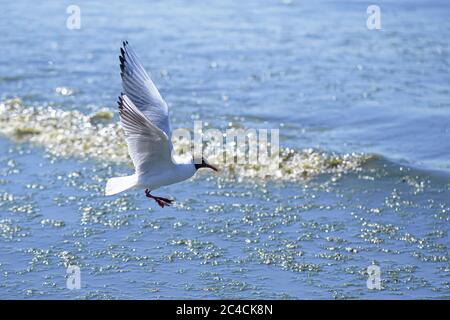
[193,157,219,172]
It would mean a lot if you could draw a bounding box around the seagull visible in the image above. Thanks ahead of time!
[105,41,218,208]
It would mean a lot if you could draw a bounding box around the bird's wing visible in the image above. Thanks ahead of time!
[118,94,173,175]
[120,41,172,138]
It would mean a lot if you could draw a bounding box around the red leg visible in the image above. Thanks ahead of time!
[145,189,173,208]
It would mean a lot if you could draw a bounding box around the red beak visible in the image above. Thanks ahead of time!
[204,163,219,172]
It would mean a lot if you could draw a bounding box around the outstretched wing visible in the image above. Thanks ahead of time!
[118,94,172,175]
[120,41,172,138]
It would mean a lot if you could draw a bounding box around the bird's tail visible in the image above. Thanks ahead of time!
[105,174,138,196]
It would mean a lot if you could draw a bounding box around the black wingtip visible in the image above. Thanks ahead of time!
[119,55,125,72]
[117,94,124,110]
[119,43,127,73]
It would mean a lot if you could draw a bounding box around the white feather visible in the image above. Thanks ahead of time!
[105,174,138,196]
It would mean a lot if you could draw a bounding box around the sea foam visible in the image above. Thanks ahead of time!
[0,98,373,182]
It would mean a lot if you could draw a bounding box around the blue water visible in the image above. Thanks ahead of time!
[0,0,449,299]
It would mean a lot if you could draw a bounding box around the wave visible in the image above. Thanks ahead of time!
[0,98,374,182]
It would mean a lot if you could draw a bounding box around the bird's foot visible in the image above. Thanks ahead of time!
[145,189,173,208]
[154,197,173,208]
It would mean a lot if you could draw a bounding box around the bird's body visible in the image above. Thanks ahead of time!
[105,42,217,207]
[138,161,196,190]
[105,160,195,196]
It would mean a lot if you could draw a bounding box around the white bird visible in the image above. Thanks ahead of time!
[105,41,218,208]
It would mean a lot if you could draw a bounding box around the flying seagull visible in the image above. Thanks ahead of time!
[105,41,218,208]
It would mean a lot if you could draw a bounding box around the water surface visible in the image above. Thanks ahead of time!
[0,0,449,299]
